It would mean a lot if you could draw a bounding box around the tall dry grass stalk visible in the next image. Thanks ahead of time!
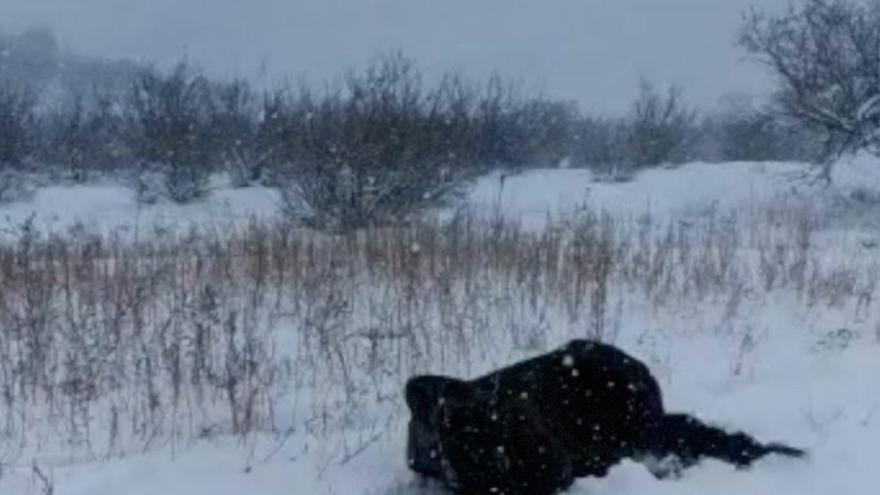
[0,200,872,464]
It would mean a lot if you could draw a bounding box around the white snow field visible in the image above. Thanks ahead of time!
[0,159,879,495]
[0,180,281,243]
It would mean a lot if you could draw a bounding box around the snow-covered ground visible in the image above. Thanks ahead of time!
[6,305,877,495]
[0,181,281,243]
[1,160,879,495]
[1,159,871,240]
[466,161,805,222]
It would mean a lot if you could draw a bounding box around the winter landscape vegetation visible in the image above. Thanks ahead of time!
[0,0,879,493]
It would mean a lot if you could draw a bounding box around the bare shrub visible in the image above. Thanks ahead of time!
[276,54,486,230]
[628,80,698,169]
[123,62,213,203]
[42,90,126,182]
[703,93,820,162]
[739,0,880,176]
[206,79,264,187]
[572,81,698,179]
[0,82,39,168]
[571,117,631,178]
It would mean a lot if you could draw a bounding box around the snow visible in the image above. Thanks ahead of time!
[832,151,880,202]
[6,299,876,495]
[461,161,809,228]
[0,161,810,240]
[1,159,879,494]
[0,182,280,242]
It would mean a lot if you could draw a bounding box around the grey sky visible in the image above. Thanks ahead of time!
[1,0,786,114]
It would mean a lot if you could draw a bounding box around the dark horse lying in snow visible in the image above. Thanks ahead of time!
[405,339,805,495]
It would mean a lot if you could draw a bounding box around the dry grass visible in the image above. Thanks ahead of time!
[0,200,873,465]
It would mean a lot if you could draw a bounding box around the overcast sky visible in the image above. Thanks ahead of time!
[1,0,787,114]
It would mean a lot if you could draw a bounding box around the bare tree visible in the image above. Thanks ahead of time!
[124,62,214,202]
[571,117,630,176]
[277,54,487,230]
[206,78,264,187]
[739,0,880,178]
[44,88,127,181]
[628,80,698,168]
[0,82,38,168]
[702,92,822,162]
